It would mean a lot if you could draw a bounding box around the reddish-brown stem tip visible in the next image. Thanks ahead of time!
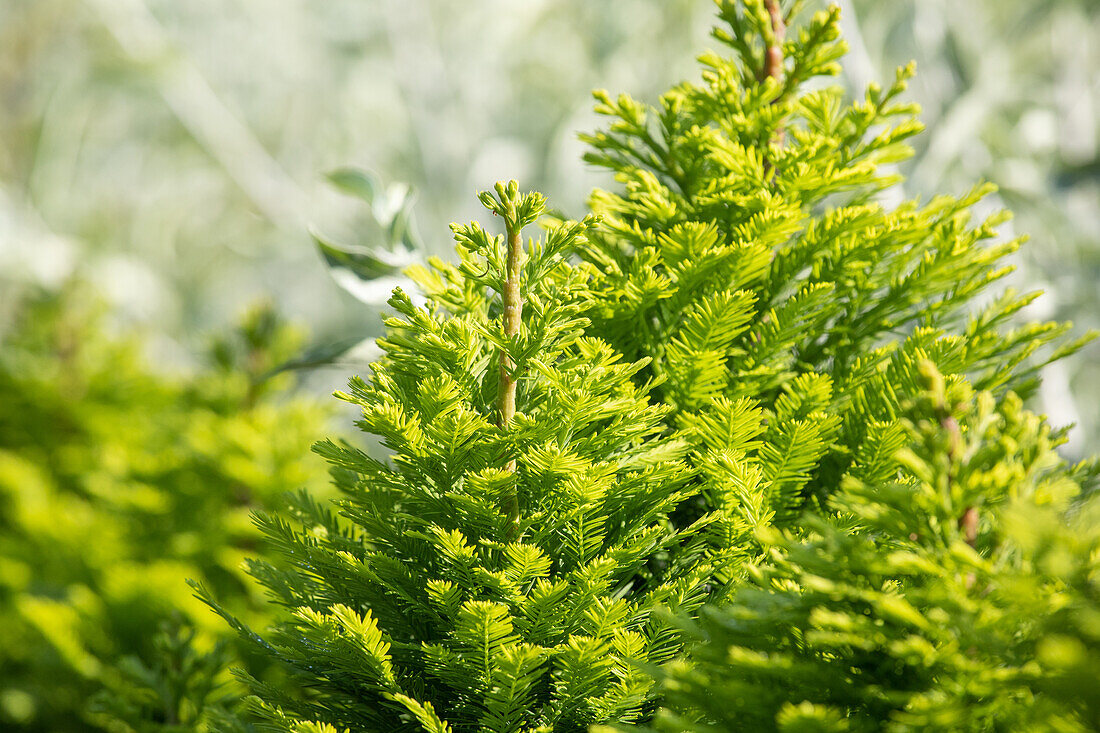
[760,0,787,180]
[959,506,979,548]
[763,0,786,83]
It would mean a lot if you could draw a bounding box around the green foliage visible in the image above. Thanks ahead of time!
[569,4,1099,729]
[3,2,1097,733]
[0,286,332,732]
[86,619,238,733]
[574,0,1092,523]
[229,2,1097,731]
[313,168,424,306]
[208,182,783,732]
[844,0,1100,450]
[627,363,1100,731]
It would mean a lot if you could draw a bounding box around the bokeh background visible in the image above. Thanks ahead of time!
[3,0,1098,447]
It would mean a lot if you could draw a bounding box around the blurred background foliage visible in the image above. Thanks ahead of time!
[0,288,333,730]
[0,0,1097,729]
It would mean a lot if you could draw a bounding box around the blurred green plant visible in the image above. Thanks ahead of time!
[0,285,333,732]
[0,0,709,339]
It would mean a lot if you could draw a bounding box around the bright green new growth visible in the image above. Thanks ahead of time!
[206,184,772,732]
[575,0,1091,524]
[630,364,1100,731]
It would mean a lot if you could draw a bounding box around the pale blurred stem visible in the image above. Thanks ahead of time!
[760,0,787,180]
[499,211,523,529]
[959,504,978,590]
[941,414,976,547]
[943,412,979,587]
[959,506,978,548]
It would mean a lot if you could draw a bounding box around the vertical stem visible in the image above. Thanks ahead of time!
[499,207,523,529]
[499,222,522,430]
[958,506,978,548]
[942,410,978,587]
[761,0,787,179]
[958,504,978,590]
[941,414,972,548]
[763,0,786,83]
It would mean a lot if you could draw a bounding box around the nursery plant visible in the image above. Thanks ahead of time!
[208,0,1095,731]
[0,286,333,732]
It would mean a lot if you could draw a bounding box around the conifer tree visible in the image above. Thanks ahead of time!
[203,182,767,732]
[570,0,1091,523]
[621,363,1100,731]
